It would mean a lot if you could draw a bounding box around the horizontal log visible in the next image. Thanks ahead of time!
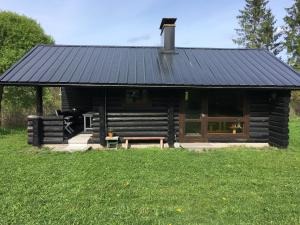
[106,131,168,137]
[109,126,169,131]
[270,111,289,117]
[43,139,64,144]
[249,106,269,111]
[269,137,289,148]
[28,137,64,144]
[28,126,63,132]
[107,107,171,111]
[28,120,63,126]
[107,121,178,127]
[208,137,248,142]
[249,122,269,128]
[43,126,64,132]
[276,97,290,102]
[106,116,180,121]
[249,100,269,104]
[92,118,99,122]
[92,123,179,132]
[250,117,269,122]
[249,112,269,117]
[269,125,289,133]
[269,120,289,127]
[249,132,269,138]
[273,102,289,108]
[107,112,168,116]
[248,138,268,142]
[43,132,64,137]
[107,117,166,121]
[269,131,289,140]
[271,105,290,112]
[249,127,269,133]
[42,116,64,121]
[28,132,64,138]
[269,115,289,123]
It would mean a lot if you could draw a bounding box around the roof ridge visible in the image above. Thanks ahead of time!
[37,44,264,51]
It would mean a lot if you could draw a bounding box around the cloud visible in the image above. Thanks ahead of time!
[127,34,151,43]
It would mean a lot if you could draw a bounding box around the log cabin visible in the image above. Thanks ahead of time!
[1,18,300,148]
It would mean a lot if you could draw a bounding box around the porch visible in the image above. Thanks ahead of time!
[27,86,290,148]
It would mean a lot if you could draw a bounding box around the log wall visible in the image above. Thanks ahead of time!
[248,91,270,143]
[89,89,179,144]
[61,87,291,148]
[28,115,65,144]
[269,91,291,148]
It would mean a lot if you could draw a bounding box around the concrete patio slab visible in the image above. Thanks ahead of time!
[44,141,269,152]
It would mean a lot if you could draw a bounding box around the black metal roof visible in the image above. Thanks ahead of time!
[1,44,300,89]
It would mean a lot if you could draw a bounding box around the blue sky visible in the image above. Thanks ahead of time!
[0,0,294,48]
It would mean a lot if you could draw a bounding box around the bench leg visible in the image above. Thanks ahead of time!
[125,139,129,149]
[160,139,164,149]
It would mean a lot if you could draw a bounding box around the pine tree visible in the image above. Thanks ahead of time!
[233,0,282,55]
[283,0,300,70]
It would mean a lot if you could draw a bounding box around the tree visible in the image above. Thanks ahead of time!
[0,11,54,126]
[282,0,300,70]
[233,0,282,55]
[283,0,300,116]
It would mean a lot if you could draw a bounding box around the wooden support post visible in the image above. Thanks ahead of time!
[99,106,106,146]
[36,86,43,116]
[168,106,175,147]
[32,116,43,147]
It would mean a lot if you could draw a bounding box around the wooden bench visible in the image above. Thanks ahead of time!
[123,137,166,149]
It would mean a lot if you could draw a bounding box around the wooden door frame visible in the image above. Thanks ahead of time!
[179,90,250,143]
[179,90,207,142]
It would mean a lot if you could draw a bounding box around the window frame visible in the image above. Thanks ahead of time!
[179,90,249,142]
[206,92,249,138]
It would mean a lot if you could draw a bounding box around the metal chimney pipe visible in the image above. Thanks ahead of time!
[160,18,177,53]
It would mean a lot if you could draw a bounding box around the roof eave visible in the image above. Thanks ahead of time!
[1,81,300,90]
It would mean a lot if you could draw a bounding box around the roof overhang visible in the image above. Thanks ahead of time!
[1,81,300,90]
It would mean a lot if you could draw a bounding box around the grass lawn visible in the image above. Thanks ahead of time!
[0,120,300,225]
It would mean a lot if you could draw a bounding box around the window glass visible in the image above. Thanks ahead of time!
[125,89,149,105]
[208,93,243,117]
[185,91,202,119]
[185,121,201,136]
[208,121,244,134]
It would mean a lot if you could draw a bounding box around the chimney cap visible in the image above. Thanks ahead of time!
[159,18,177,30]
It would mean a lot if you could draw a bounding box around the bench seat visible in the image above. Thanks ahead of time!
[123,137,166,149]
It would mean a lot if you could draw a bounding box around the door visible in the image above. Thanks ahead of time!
[179,91,207,142]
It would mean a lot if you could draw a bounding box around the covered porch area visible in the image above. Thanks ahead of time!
[27,85,290,149]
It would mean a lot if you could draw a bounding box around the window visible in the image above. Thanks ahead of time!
[207,92,246,135]
[185,121,202,136]
[125,89,149,106]
[208,121,244,134]
[184,91,202,136]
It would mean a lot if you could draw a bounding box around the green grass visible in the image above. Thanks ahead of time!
[1,120,300,225]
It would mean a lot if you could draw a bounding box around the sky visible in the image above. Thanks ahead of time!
[0,0,294,48]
